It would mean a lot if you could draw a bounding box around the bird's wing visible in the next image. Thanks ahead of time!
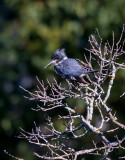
[62,58,86,76]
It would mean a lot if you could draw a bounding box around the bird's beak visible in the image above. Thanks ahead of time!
[44,60,56,68]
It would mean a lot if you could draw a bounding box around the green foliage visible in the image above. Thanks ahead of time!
[1,0,125,159]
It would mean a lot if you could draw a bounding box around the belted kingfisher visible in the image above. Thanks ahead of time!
[45,49,97,84]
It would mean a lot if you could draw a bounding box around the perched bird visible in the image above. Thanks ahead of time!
[45,49,97,84]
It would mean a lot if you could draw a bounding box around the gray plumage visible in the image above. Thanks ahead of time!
[45,48,97,84]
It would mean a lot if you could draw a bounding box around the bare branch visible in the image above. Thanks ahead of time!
[6,27,125,160]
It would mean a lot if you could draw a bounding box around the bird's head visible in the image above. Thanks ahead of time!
[45,48,67,68]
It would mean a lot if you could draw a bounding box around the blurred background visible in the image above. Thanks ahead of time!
[1,0,125,159]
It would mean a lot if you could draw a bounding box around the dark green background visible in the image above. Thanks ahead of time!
[1,0,125,159]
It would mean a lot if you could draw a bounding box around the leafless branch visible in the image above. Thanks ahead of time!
[6,27,125,160]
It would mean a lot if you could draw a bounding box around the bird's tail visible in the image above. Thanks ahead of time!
[77,70,98,84]
[84,70,98,74]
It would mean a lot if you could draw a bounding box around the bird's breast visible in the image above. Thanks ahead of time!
[54,65,65,78]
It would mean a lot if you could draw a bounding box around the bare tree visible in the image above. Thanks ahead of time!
[6,27,125,160]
